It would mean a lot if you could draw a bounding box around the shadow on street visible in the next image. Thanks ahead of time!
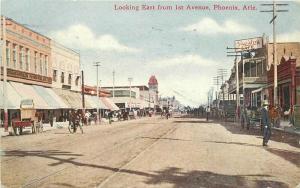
[3,149,290,188]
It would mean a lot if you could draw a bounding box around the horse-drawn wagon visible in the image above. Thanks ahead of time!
[12,99,42,135]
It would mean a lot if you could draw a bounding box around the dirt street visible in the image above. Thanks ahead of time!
[1,117,300,188]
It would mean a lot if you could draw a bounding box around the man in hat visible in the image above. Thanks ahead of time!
[261,101,271,146]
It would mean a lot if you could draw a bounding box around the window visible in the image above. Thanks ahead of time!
[61,72,65,83]
[250,61,256,77]
[13,44,17,68]
[6,42,10,67]
[68,74,72,85]
[75,76,80,86]
[53,70,57,82]
[44,55,48,76]
[40,54,43,75]
[19,46,24,70]
[257,60,262,77]
[25,49,30,71]
[34,52,38,73]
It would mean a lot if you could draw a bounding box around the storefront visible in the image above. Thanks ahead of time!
[267,56,298,111]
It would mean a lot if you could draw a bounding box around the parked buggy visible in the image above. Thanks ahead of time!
[12,99,41,135]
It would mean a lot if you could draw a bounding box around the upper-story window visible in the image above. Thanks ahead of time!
[68,74,72,85]
[45,55,48,76]
[19,46,24,70]
[25,49,30,71]
[6,41,10,67]
[40,54,43,75]
[75,76,80,86]
[61,72,65,83]
[34,52,38,74]
[53,70,57,82]
[12,44,17,69]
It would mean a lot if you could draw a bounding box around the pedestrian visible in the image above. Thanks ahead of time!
[49,110,54,127]
[108,110,113,124]
[261,101,271,146]
[206,106,210,121]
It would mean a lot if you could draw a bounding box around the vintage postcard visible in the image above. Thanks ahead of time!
[1,0,300,187]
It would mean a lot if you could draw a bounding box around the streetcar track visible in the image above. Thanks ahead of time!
[97,123,178,188]
[17,120,174,187]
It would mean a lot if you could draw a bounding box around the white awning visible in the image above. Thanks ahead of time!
[10,82,50,109]
[0,81,22,109]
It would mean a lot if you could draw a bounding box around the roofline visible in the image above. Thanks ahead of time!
[3,16,51,40]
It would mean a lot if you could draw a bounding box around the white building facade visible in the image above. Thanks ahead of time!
[51,41,81,91]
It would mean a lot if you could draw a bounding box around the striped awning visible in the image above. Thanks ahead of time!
[85,95,108,109]
[101,97,119,111]
[53,88,82,109]
[33,85,69,109]
[10,82,50,109]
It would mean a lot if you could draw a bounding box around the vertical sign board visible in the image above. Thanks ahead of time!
[235,37,263,52]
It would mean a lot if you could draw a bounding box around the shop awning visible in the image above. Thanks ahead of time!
[0,81,22,109]
[101,97,119,111]
[53,88,82,109]
[33,85,69,109]
[85,95,109,109]
[10,82,50,109]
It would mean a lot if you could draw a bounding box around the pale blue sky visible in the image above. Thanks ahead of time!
[2,0,300,106]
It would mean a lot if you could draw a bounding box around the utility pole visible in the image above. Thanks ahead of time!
[128,77,133,111]
[218,68,227,102]
[261,1,288,106]
[227,47,244,122]
[112,70,115,99]
[1,16,8,131]
[93,62,101,124]
[213,76,220,108]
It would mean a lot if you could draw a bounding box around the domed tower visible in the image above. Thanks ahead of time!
[148,75,158,92]
[148,75,159,107]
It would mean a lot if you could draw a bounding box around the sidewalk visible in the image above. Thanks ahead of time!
[272,120,300,136]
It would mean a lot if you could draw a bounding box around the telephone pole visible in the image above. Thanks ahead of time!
[218,68,227,102]
[93,62,101,123]
[112,70,115,99]
[261,1,288,106]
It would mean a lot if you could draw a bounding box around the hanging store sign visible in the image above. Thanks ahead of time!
[235,37,263,52]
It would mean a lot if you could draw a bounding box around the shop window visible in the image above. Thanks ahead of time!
[53,70,57,82]
[61,72,65,83]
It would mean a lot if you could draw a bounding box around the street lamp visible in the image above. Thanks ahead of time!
[93,62,101,124]
[128,77,133,111]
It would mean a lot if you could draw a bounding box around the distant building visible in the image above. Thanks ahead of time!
[148,75,159,107]
[102,85,155,109]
